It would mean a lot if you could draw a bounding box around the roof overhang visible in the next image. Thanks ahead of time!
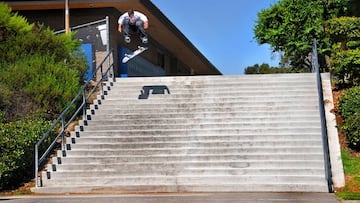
[5,0,222,75]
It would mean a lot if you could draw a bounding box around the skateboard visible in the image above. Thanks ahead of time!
[122,46,149,63]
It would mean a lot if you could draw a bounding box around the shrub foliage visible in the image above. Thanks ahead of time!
[0,119,52,190]
[0,2,88,190]
[0,3,87,121]
[339,86,360,150]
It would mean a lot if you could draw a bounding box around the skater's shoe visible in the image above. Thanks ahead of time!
[141,36,148,44]
[124,36,131,43]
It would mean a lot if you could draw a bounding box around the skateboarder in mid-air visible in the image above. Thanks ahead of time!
[118,9,149,44]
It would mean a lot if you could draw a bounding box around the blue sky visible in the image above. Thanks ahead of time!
[150,0,279,75]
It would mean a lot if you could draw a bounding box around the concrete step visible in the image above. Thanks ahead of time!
[90,106,319,115]
[95,100,319,108]
[51,160,325,171]
[117,81,318,87]
[83,116,320,125]
[42,175,327,187]
[95,101,319,110]
[106,86,319,93]
[110,74,316,85]
[60,146,324,156]
[56,153,324,163]
[38,73,330,193]
[74,128,322,136]
[46,168,326,179]
[102,91,318,100]
[67,140,323,150]
[69,134,322,143]
[88,110,319,119]
[107,86,318,96]
[81,122,321,131]
[62,148,324,158]
[32,183,329,193]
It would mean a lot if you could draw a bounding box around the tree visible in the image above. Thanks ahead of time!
[254,0,354,72]
[326,17,360,51]
[244,63,292,74]
[327,17,360,85]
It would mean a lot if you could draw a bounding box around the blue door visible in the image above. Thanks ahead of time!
[118,46,128,77]
[81,44,93,81]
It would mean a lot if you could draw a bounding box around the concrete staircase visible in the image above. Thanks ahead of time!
[36,73,330,193]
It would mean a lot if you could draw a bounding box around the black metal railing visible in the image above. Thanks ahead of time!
[312,38,333,192]
[34,49,115,187]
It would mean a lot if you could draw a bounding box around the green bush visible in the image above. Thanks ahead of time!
[344,113,360,150]
[0,2,89,191]
[0,3,88,121]
[0,55,82,119]
[330,49,360,85]
[2,24,87,76]
[339,86,360,120]
[0,119,52,190]
[0,111,5,123]
[0,2,33,35]
[0,23,87,81]
[0,84,11,113]
[339,86,360,150]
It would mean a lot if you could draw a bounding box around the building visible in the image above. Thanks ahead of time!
[5,0,222,77]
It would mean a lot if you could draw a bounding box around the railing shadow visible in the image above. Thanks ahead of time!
[138,85,171,99]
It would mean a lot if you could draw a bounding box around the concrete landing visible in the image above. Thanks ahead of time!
[0,192,342,203]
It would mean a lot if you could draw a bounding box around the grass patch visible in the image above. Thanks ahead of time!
[335,148,360,199]
[336,192,360,200]
[341,148,360,175]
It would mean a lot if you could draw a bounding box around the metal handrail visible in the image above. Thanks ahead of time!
[34,48,115,187]
[34,16,112,187]
[312,38,333,192]
[54,18,107,34]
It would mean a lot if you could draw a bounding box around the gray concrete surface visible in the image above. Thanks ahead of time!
[39,74,330,193]
[321,73,345,188]
[0,193,344,203]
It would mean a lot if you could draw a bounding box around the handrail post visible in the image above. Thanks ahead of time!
[61,118,65,151]
[35,144,39,187]
[109,50,115,82]
[106,16,111,80]
[83,88,86,121]
[100,64,105,95]
[312,39,320,74]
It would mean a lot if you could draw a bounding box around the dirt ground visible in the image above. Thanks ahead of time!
[331,84,347,148]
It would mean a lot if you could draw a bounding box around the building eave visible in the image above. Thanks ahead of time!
[5,0,222,75]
